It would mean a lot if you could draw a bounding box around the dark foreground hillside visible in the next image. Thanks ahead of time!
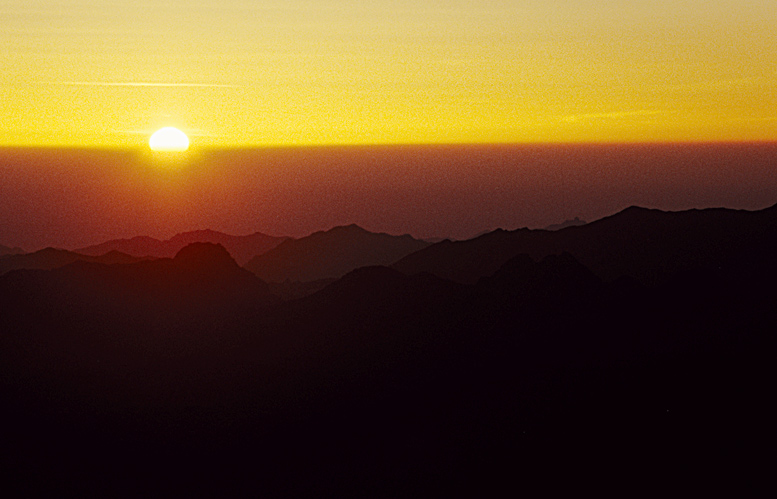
[1,208,775,496]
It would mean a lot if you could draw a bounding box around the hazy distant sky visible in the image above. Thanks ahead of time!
[2,144,777,250]
[2,1,776,147]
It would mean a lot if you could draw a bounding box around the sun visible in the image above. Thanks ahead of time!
[149,127,190,152]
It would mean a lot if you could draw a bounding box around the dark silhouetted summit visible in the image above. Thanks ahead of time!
[1,242,278,326]
[245,224,430,282]
[173,241,242,273]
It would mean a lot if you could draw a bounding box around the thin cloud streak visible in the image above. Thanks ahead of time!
[560,110,664,123]
[43,81,241,88]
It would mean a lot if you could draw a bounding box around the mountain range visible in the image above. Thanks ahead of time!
[245,224,430,282]
[1,204,775,495]
[4,225,428,285]
[543,216,586,230]
[0,247,147,276]
[393,204,777,285]
[0,244,24,257]
[75,229,288,265]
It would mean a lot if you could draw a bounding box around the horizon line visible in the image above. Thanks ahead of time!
[2,140,777,152]
[6,202,777,255]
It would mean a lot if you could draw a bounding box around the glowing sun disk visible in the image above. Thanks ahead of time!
[149,127,190,151]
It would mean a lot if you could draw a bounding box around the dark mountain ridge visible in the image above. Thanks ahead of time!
[1,243,278,334]
[0,244,25,256]
[2,206,776,495]
[245,224,430,282]
[75,229,289,265]
[544,216,586,231]
[0,246,147,276]
[393,203,777,284]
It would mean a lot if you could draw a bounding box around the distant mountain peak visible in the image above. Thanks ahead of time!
[246,225,431,282]
[0,244,25,256]
[327,224,369,234]
[544,217,586,231]
[620,205,660,215]
[184,229,220,235]
[0,247,147,276]
[173,242,239,271]
[169,229,223,241]
[75,230,288,266]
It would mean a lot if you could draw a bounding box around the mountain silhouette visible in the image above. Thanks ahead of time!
[393,203,777,284]
[544,216,586,230]
[173,240,245,273]
[1,243,278,332]
[75,229,289,265]
[0,247,146,275]
[245,224,430,282]
[0,244,25,257]
[2,209,775,496]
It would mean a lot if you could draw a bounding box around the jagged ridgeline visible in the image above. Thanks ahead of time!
[1,205,775,496]
[74,229,289,266]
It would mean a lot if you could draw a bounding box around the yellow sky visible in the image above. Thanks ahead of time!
[1,0,776,147]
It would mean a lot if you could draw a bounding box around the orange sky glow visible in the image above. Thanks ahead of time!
[2,143,776,251]
[2,1,776,147]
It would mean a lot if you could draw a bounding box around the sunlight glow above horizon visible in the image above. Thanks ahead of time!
[149,127,190,152]
[1,1,776,147]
